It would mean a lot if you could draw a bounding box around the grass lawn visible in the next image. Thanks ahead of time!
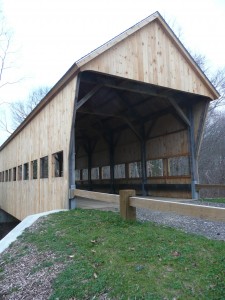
[202,198,225,204]
[6,209,225,299]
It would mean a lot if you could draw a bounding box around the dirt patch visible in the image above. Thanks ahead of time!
[0,239,66,300]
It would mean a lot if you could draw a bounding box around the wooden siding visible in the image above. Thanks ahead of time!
[0,78,77,220]
[80,20,215,99]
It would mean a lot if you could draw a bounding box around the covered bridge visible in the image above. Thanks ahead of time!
[0,12,219,220]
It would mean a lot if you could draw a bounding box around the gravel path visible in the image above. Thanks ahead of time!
[137,200,225,241]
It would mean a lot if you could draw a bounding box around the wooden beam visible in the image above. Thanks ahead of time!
[108,131,115,194]
[73,189,119,203]
[129,196,225,222]
[146,119,157,139]
[78,110,142,140]
[195,101,210,158]
[140,125,147,196]
[69,74,81,199]
[188,106,198,199]
[72,189,225,222]
[124,119,142,140]
[115,91,142,121]
[82,72,176,99]
[76,84,102,110]
[196,184,225,191]
[168,98,190,127]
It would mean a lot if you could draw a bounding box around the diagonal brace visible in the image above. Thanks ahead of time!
[76,84,102,110]
[168,97,190,127]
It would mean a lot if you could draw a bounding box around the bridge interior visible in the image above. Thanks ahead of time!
[74,71,208,198]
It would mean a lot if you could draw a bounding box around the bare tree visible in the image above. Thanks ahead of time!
[0,9,17,138]
[192,53,225,196]
[0,110,12,134]
[0,12,14,92]
[0,9,50,137]
[198,111,225,197]
[209,68,225,113]
[10,86,50,130]
[192,52,225,114]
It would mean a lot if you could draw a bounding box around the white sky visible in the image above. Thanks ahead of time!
[0,0,225,144]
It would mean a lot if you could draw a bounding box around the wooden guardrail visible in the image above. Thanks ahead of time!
[129,197,225,222]
[73,189,119,203]
[196,184,225,191]
[72,189,225,222]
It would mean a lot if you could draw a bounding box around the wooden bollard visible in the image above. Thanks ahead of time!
[119,190,136,221]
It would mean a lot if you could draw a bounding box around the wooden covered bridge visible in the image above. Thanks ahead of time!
[0,12,219,220]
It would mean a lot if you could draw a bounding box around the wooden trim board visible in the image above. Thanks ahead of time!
[129,196,225,222]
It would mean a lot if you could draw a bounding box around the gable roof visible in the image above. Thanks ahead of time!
[76,11,219,99]
[0,11,220,150]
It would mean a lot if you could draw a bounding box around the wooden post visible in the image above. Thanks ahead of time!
[188,105,198,199]
[68,75,81,209]
[140,125,147,196]
[87,144,92,191]
[140,139,147,196]
[119,190,136,221]
[109,132,115,194]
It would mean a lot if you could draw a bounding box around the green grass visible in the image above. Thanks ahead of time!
[9,210,225,299]
[202,198,225,204]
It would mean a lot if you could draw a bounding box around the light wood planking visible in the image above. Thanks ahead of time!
[73,189,119,204]
[0,78,77,220]
[80,20,216,99]
[129,196,225,222]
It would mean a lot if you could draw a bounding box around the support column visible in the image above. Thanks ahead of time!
[140,125,147,196]
[109,132,115,194]
[188,105,198,199]
[69,130,76,192]
[87,141,92,191]
[69,75,81,209]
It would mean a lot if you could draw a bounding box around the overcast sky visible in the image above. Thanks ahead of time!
[0,0,225,144]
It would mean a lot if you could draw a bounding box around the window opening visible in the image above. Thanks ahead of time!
[18,165,22,181]
[101,166,110,179]
[40,156,48,178]
[75,169,80,181]
[23,163,29,180]
[13,167,17,181]
[0,171,3,182]
[31,160,38,179]
[91,167,99,180]
[53,151,63,177]
[114,164,125,179]
[168,156,190,176]
[5,170,8,182]
[147,159,163,177]
[129,162,142,178]
[82,169,88,181]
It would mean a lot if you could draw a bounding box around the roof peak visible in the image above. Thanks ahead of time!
[75,11,219,99]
